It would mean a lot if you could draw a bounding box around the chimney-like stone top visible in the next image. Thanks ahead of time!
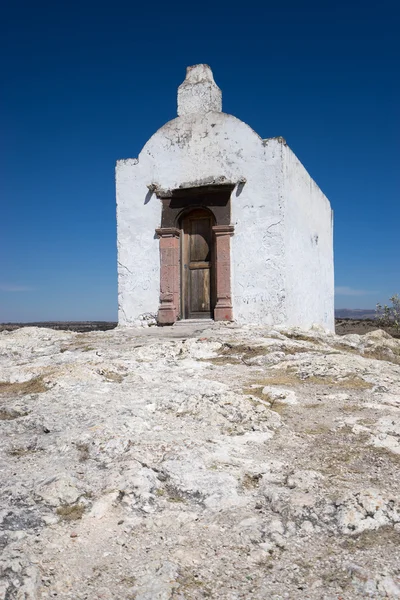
[177,64,222,117]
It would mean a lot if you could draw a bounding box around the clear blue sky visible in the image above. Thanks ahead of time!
[1,0,398,321]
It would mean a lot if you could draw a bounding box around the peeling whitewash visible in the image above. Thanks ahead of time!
[116,64,334,329]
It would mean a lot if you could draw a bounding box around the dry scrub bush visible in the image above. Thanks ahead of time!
[376,294,400,333]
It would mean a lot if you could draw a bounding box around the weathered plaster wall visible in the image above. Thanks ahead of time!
[117,114,288,326]
[282,145,335,330]
[116,159,161,325]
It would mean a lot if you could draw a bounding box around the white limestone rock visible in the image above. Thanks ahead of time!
[35,475,82,507]
[262,386,298,405]
[1,324,400,599]
[336,490,400,534]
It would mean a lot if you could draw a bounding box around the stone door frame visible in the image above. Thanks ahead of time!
[155,184,235,325]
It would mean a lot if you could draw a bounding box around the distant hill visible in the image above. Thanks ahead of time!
[335,309,376,320]
[0,314,378,332]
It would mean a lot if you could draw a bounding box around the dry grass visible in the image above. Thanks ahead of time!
[341,404,364,413]
[242,386,270,401]
[242,387,289,415]
[369,445,400,465]
[340,526,400,550]
[56,503,85,521]
[175,568,212,597]
[202,356,241,365]
[0,408,28,420]
[332,342,400,366]
[165,485,186,503]
[0,376,48,396]
[119,576,137,587]
[100,370,125,383]
[334,375,373,389]
[257,370,300,387]
[60,342,94,353]
[9,446,40,457]
[310,436,367,479]
[242,473,262,489]
[205,340,321,365]
[283,346,314,355]
[364,348,400,366]
[283,333,321,344]
[305,374,373,389]
[204,343,273,365]
[306,428,400,483]
[246,368,372,390]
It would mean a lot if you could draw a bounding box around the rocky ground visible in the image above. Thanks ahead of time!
[1,323,400,599]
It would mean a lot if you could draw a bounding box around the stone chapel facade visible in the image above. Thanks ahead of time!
[116,65,334,329]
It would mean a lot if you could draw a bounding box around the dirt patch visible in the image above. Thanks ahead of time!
[0,376,48,396]
[75,442,91,462]
[56,503,85,521]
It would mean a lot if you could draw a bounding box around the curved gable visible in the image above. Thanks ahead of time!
[137,111,265,191]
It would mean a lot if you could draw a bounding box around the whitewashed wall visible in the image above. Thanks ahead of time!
[231,138,286,325]
[116,158,160,325]
[282,145,334,330]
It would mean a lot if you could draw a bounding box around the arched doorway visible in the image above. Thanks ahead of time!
[155,186,234,325]
[180,208,215,320]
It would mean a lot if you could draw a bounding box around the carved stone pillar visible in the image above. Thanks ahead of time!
[212,225,234,321]
[155,227,180,325]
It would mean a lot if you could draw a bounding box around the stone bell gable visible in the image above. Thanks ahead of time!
[116,64,334,330]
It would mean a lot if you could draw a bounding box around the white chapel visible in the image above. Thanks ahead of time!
[116,65,334,329]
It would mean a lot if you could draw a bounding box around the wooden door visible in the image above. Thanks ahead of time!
[181,210,214,319]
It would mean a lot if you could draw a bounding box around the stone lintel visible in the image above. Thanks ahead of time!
[148,177,244,200]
